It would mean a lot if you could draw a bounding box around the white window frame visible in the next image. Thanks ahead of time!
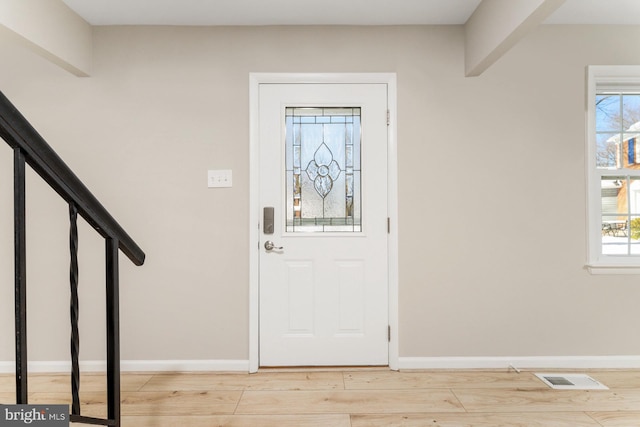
[587,65,640,274]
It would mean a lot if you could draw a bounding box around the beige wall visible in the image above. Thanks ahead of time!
[2,24,640,366]
[0,0,92,76]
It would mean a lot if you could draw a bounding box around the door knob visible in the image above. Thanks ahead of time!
[264,240,283,251]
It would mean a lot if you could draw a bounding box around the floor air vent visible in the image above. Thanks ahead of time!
[535,373,608,390]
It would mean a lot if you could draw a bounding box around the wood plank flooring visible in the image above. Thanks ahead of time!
[2,369,640,426]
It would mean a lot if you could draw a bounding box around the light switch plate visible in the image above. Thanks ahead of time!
[208,170,232,188]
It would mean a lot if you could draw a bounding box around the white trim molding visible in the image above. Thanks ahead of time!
[586,65,640,274]
[4,357,639,373]
[586,265,640,275]
[0,359,250,374]
[399,356,640,370]
[249,73,399,373]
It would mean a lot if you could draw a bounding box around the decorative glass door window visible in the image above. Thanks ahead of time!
[285,107,361,232]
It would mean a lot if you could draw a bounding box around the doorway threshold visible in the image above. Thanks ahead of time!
[258,365,390,373]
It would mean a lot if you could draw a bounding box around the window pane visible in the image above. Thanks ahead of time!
[596,133,620,168]
[622,94,640,131]
[631,215,640,254]
[285,107,362,233]
[601,176,631,255]
[601,177,623,217]
[630,178,640,214]
[596,94,621,132]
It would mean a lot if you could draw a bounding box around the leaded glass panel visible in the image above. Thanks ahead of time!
[285,107,362,232]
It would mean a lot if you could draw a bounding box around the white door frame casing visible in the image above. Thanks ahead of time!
[249,73,399,372]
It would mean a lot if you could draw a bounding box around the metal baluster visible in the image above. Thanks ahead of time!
[14,147,27,404]
[69,203,81,416]
[106,237,121,427]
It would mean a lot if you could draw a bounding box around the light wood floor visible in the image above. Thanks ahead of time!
[2,368,640,426]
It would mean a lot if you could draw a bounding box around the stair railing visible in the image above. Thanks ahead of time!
[0,91,145,427]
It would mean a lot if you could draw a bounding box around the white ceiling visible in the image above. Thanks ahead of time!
[61,0,640,27]
[61,0,481,26]
[546,0,640,24]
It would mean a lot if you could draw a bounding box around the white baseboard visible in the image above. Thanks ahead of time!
[121,359,250,372]
[398,356,640,370]
[3,357,639,374]
[0,359,250,374]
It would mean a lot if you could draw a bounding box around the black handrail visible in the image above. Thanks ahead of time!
[1,91,145,427]
[0,92,145,266]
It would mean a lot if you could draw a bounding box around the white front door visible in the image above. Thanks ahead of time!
[258,82,389,366]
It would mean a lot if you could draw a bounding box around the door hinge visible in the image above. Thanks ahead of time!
[386,110,390,126]
[387,217,390,234]
[388,325,391,342]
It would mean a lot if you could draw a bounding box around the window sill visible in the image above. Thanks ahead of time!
[586,264,640,275]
